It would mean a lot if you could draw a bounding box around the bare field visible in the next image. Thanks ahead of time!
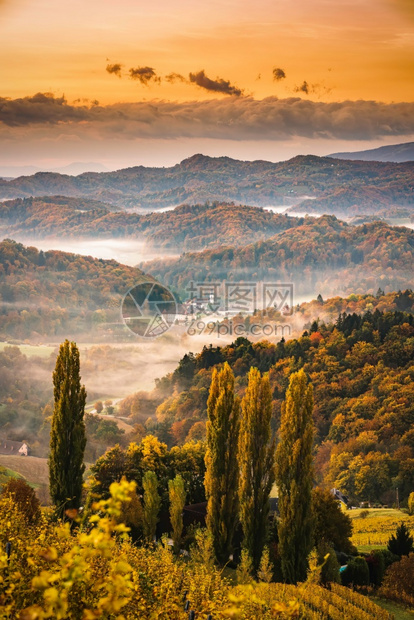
[0,455,49,486]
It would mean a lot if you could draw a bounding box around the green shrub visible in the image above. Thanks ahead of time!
[366,549,385,586]
[341,556,370,587]
[317,541,341,585]
[379,548,400,569]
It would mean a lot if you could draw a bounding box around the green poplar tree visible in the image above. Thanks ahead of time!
[142,470,161,542]
[168,474,186,554]
[276,368,314,584]
[205,362,240,565]
[49,340,87,518]
[238,367,275,573]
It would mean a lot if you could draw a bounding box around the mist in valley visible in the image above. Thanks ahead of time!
[13,236,180,267]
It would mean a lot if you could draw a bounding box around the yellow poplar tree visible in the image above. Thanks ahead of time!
[168,474,186,554]
[142,470,161,542]
[276,369,314,584]
[238,367,275,573]
[205,362,240,565]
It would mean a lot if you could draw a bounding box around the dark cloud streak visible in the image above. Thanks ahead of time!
[273,68,286,81]
[294,80,309,94]
[189,70,243,96]
[165,73,187,83]
[129,66,160,85]
[106,63,123,78]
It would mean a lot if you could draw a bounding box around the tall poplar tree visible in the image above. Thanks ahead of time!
[49,340,87,518]
[238,367,275,573]
[168,474,186,554]
[205,362,240,565]
[143,470,161,542]
[276,368,314,584]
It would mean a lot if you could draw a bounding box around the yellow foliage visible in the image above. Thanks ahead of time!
[0,482,394,619]
[351,512,414,548]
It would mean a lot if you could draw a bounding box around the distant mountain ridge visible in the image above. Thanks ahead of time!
[0,162,108,178]
[0,154,413,216]
[329,141,414,163]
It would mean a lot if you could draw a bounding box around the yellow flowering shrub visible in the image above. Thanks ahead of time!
[0,480,394,619]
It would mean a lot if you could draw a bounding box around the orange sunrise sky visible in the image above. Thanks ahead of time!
[0,0,413,169]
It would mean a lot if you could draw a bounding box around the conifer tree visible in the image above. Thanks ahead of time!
[387,522,414,557]
[168,474,186,554]
[205,362,240,565]
[142,470,161,542]
[276,368,314,584]
[238,367,275,573]
[49,340,86,518]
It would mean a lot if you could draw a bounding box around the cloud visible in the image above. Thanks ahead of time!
[273,68,286,81]
[294,80,309,94]
[0,93,90,126]
[129,66,160,85]
[293,81,333,98]
[1,93,414,142]
[165,73,187,84]
[189,70,243,96]
[106,63,123,78]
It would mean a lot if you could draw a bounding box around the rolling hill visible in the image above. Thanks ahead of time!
[0,198,305,251]
[0,154,413,217]
[117,302,414,505]
[141,215,414,298]
[0,239,152,340]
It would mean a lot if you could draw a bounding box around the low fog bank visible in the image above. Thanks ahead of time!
[11,237,180,267]
[0,313,304,410]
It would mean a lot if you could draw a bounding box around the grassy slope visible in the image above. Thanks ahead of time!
[371,598,414,619]
[0,465,23,486]
[349,508,405,519]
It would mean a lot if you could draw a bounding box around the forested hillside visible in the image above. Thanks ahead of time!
[119,303,414,505]
[0,199,304,251]
[0,154,412,216]
[2,289,412,472]
[288,186,414,217]
[142,216,414,296]
[0,239,150,339]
